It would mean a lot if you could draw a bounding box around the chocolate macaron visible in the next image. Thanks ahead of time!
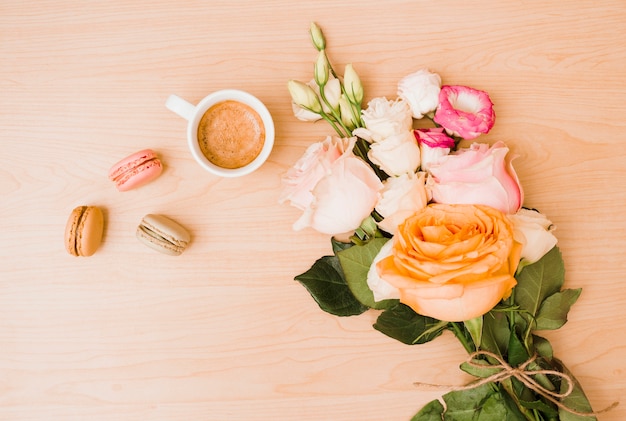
[64,206,104,257]
[136,214,190,256]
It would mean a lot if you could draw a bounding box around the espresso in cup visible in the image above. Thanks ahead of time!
[197,100,265,169]
[166,90,274,178]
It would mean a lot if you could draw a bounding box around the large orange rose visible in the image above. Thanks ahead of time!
[377,203,522,322]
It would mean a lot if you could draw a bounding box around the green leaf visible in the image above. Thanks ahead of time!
[505,330,559,399]
[535,288,582,330]
[555,359,598,421]
[414,385,528,421]
[481,311,511,357]
[373,303,445,345]
[430,383,526,421]
[331,237,352,254]
[518,398,559,416]
[294,256,368,316]
[460,358,503,379]
[532,335,554,359]
[464,316,483,348]
[507,330,530,367]
[411,399,444,421]
[337,238,397,310]
[514,246,565,320]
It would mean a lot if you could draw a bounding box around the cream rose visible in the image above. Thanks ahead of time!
[366,240,400,302]
[367,131,421,177]
[375,172,430,234]
[352,97,413,143]
[376,204,522,322]
[508,208,558,264]
[397,69,442,119]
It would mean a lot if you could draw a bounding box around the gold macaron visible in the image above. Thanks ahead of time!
[64,206,104,257]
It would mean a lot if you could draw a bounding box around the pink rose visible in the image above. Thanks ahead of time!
[433,85,495,140]
[280,137,383,235]
[427,141,523,214]
[414,128,455,171]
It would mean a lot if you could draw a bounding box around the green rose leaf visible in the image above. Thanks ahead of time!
[514,246,565,320]
[460,358,503,379]
[294,256,368,316]
[463,316,483,348]
[336,237,397,310]
[555,358,598,421]
[535,288,582,330]
[481,311,511,357]
[373,303,446,345]
[532,334,554,359]
[331,237,353,254]
[519,398,559,417]
[413,384,527,421]
[508,330,530,367]
[410,399,444,421]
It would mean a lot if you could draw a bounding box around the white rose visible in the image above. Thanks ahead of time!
[397,69,442,119]
[376,172,430,234]
[352,97,412,143]
[508,208,558,264]
[366,240,400,302]
[367,131,420,177]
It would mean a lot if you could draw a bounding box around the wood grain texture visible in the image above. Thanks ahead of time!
[1,0,625,419]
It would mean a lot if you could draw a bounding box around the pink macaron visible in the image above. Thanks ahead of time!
[108,149,163,192]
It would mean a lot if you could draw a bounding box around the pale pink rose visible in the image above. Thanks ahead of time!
[367,131,421,176]
[508,208,557,264]
[352,97,412,143]
[279,136,349,210]
[281,137,383,235]
[427,141,523,214]
[414,128,455,171]
[397,69,442,119]
[434,85,495,140]
[375,172,430,234]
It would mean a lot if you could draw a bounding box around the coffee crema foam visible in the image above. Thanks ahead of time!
[197,100,265,169]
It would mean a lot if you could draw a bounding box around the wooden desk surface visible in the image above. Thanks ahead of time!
[1,1,624,419]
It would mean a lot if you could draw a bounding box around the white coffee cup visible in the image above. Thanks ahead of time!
[166,90,274,177]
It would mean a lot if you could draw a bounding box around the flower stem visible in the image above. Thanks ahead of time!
[320,112,348,138]
[318,84,353,136]
[449,322,475,354]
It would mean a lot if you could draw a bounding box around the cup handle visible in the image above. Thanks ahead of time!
[166,94,196,121]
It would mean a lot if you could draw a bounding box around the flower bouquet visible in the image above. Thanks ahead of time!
[280,23,615,420]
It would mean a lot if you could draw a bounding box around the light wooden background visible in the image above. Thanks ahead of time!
[1,1,625,420]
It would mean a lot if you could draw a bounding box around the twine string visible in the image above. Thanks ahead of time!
[414,350,618,417]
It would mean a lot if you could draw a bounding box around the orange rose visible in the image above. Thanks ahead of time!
[377,203,522,322]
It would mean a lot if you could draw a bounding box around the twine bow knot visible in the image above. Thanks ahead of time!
[414,350,618,417]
